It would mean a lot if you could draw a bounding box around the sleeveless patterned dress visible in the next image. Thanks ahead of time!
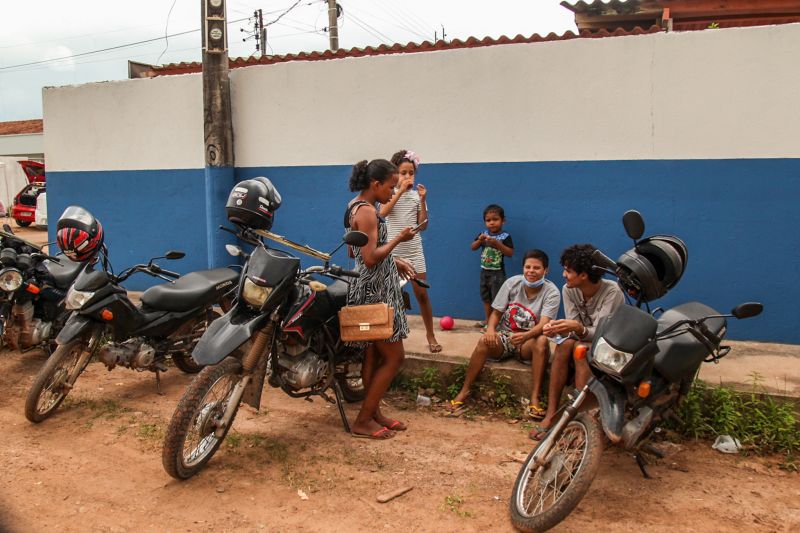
[346,201,409,347]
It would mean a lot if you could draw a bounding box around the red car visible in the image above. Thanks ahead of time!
[11,161,45,227]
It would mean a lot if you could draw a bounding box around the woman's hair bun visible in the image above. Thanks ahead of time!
[349,160,370,192]
[348,159,397,192]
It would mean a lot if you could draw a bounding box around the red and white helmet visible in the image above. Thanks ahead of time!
[56,206,104,262]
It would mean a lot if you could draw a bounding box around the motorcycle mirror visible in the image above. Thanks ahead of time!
[343,231,368,248]
[731,302,763,319]
[225,244,243,257]
[165,250,186,260]
[622,210,645,241]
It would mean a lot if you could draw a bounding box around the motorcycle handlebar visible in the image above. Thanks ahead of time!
[150,264,180,278]
[329,265,360,278]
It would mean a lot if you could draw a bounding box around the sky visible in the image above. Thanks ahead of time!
[0,1,577,122]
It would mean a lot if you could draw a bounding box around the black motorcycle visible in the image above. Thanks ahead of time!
[0,225,83,352]
[24,247,239,423]
[161,223,368,480]
[509,211,763,532]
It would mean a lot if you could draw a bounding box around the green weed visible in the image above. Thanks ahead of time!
[442,494,472,518]
[671,379,799,466]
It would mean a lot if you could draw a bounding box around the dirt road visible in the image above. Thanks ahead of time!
[1,346,798,533]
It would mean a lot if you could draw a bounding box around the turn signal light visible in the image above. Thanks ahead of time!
[25,283,41,294]
[573,344,587,361]
[100,309,114,321]
[637,381,651,398]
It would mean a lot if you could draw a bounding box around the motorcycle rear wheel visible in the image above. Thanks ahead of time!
[24,339,88,423]
[335,360,365,403]
[509,412,603,532]
[170,309,221,374]
[162,356,242,480]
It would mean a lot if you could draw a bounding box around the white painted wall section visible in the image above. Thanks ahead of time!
[43,23,800,171]
[231,23,800,167]
[43,74,204,172]
[0,134,44,158]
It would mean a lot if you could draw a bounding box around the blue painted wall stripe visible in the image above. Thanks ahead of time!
[48,158,800,343]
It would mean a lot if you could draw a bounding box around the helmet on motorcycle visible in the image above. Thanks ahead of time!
[617,235,687,302]
[225,177,282,231]
[56,206,104,262]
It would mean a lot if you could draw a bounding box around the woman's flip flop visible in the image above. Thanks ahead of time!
[352,426,396,440]
[387,420,407,431]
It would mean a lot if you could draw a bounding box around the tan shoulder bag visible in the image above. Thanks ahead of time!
[338,303,394,342]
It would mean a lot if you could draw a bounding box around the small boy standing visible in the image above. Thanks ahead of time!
[471,204,514,326]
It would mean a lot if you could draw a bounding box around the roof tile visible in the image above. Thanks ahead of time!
[0,119,43,136]
[150,27,664,77]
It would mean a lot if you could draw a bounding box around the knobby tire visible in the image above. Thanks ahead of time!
[509,413,603,532]
[162,356,242,480]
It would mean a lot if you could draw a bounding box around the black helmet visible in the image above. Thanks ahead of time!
[56,206,104,262]
[617,235,687,302]
[225,177,282,230]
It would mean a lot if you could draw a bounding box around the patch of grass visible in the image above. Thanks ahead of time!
[671,377,799,466]
[446,363,468,400]
[62,397,130,420]
[441,494,473,518]
[137,422,164,442]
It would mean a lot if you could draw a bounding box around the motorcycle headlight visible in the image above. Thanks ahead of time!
[0,268,23,292]
[65,286,96,310]
[591,337,634,376]
[242,278,272,307]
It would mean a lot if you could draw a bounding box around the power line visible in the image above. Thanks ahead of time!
[156,0,179,65]
[0,16,251,72]
[346,11,397,44]
[346,3,428,41]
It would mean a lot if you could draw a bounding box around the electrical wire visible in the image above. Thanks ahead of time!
[156,0,179,65]
[0,16,251,72]
[373,0,431,40]
[346,11,397,44]
[345,3,428,42]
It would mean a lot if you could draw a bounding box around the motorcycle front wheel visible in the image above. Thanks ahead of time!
[509,412,603,532]
[24,339,89,423]
[162,356,242,480]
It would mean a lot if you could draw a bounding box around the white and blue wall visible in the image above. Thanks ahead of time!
[44,24,800,342]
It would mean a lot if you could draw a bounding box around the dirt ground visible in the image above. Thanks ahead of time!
[1,348,798,533]
[1,222,798,532]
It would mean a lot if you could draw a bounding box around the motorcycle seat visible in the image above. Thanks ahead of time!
[140,268,238,312]
[327,280,349,308]
[654,302,726,383]
[45,256,85,290]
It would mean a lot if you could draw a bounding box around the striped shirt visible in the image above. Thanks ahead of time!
[385,188,427,273]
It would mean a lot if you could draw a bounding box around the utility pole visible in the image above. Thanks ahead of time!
[259,9,267,57]
[327,0,339,51]
[202,0,235,268]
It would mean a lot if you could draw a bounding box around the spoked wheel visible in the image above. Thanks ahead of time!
[335,359,365,403]
[24,339,89,423]
[162,356,243,480]
[509,413,603,532]
[170,310,221,374]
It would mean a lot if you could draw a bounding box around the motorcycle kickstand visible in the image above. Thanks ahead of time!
[634,452,651,479]
[331,381,352,434]
[155,370,164,396]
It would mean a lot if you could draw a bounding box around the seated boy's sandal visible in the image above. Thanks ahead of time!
[339,303,394,342]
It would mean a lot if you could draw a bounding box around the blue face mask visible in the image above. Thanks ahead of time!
[522,277,545,289]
